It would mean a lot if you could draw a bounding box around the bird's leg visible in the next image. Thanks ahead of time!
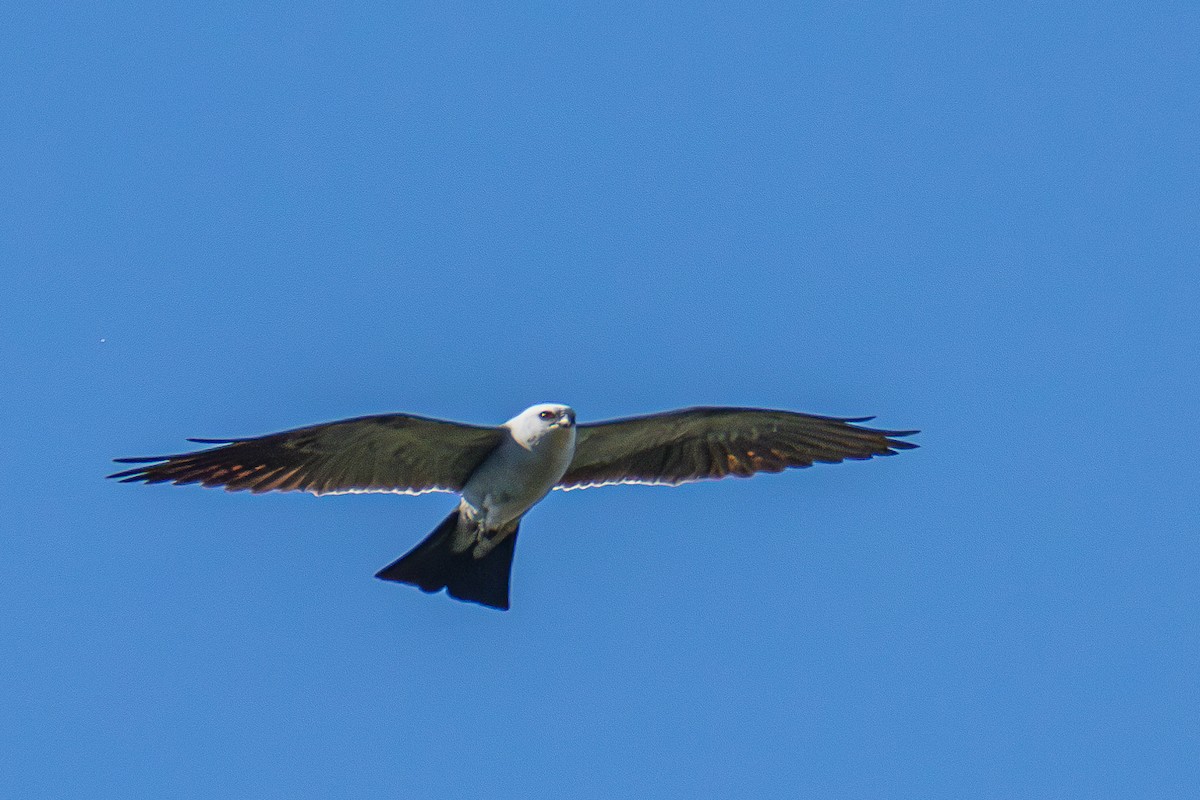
[457,497,500,556]
[449,499,487,554]
[472,535,497,558]
[471,522,516,559]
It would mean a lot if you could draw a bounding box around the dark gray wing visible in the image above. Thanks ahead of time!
[557,407,917,490]
[109,414,505,496]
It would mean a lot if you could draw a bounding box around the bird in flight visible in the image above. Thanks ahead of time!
[110,404,917,610]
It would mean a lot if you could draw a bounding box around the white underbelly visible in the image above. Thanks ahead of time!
[460,428,575,528]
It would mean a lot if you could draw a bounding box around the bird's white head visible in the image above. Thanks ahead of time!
[505,403,577,448]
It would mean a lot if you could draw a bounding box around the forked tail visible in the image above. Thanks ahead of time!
[374,511,520,610]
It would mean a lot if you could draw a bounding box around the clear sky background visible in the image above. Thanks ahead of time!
[3,3,1197,798]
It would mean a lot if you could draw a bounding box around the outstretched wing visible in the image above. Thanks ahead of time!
[109,414,505,496]
[557,407,917,490]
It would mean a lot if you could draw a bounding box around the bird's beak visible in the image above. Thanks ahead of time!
[556,412,575,428]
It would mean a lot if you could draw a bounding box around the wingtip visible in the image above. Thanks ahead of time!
[108,454,170,481]
[842,417,920,447]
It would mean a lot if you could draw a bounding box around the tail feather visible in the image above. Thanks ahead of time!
[375,511,519,610]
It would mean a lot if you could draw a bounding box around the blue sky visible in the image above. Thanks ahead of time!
[3,2,1197,797]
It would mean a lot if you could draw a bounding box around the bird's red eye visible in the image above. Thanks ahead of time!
[539,410,556,420]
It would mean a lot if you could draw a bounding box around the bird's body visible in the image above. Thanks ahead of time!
[460,404,577,538]
[111,403,917,610]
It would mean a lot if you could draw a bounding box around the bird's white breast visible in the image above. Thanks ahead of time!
[460,425,576,528]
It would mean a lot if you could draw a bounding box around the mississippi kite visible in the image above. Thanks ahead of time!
[110,404,918,609]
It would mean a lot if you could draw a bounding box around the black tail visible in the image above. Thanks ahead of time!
[374,511,519,611]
